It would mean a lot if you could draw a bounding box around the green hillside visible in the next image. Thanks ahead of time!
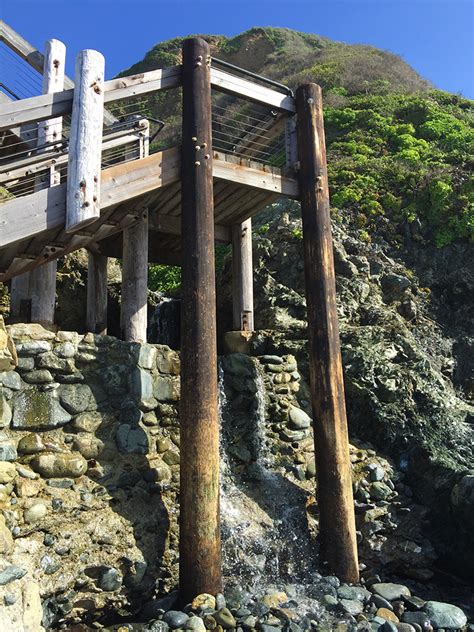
[119,27,473,249]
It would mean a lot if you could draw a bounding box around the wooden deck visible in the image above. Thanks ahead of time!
[0,147,298,280]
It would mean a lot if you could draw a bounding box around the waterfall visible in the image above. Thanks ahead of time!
[148,296,181,349]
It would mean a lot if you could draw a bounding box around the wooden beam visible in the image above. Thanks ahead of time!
[180,37,222,601]
[95,232,181,266]
[210,67,295,113]
[120,211,148,342]
[103,66,181,101]
[296,83,359,583]
[232,218,254,331]
[86,252,108,334]
[212,151,299,197]
[66,49,105,232]
[1,148,290,248]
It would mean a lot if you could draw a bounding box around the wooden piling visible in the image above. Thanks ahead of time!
[179,37,222,601]
[232,218,254,331]
[120,212,148,343]
[86,252,108,334]
[66,49,105,233]
[295,83,359,583]
[10,38,66,326]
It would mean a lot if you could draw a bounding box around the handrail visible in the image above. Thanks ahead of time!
[212,57,294,98]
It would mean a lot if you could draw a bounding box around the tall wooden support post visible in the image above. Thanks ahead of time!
[66,49,105,232]
[10,39,66,325]
[179,37,222,601]
[232,218,254,331]
[86,252,108,334]
[296,83,359,583]
[120,212,149,343]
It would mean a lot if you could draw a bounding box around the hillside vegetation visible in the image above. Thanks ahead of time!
[120,27,472,286]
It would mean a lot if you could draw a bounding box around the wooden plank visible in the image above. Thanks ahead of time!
[103,66,181,102]
[213,150,299,197]
[0,147,180,247]
[210,67,295,113]
[296,82,359,583]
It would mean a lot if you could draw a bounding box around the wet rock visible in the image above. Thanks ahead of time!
[97,566,123,591]
[288,407,311,430]
[214,608,237,629]
[371,596,394,611]
[372,584,411,601]
[368,463,385,482]
[0,564,27,585]
[422,602,467,629]
[163,610,189,629]
[30,452,87,478]
[338,585,371,602]
[12,389,72,430]
[340,599,364,616]
[370,482,392,501]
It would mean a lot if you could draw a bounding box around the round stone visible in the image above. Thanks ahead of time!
[185,617,207,632]
[24,501,48,523]
[97,566,122,592]
[214,608,237,629]
[18,433,45,455]
[0,462,17,484]
[371,583,411,602]
[377,608,399,623]
[30,452,87,478]
[288,407,311,430]
[192,593,216,611]
[163,610,189,629]
[423,601,467,629]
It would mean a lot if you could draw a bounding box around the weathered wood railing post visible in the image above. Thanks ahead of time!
[66,49,104,232]
[295,83,359,583]
[232,218,254,331]
[10,38,66,326]
[86,252,108,334]
[120,211,149,343]
[179,37,222,601]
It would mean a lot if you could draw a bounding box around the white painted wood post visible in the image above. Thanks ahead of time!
[10,39,66,326]
[121,211,149,342]
[232,218,254,331]
[86,252,108,334]
[66,49,105,233]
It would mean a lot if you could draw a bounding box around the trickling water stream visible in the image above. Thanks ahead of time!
[217,355,323,603]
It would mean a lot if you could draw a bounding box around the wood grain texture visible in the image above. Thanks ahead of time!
[120,212,148,343]
[232,218,254,331]
[296,83,359,583]
[179,37,222,601]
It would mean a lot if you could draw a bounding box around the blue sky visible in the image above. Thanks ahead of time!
[1,0,473,98]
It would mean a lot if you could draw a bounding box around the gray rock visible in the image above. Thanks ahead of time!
[260,355,284,365]
[145,622,170,632]
[4,593,16,605]
[422,601,467,629]
[15,341,51,355]
[370,482,392,500]
[22,369,54,384]
[97,566,122,592]
[36,352,69,371]
[116,423,149,454]
[338,585,371,602]
[371,595,394,611]
[0,443,17,461]
[0,371,21,390]
[141,591,179,619]
[288,406,311,430]
[163,610,189,629]
[54,342,76,358]
[12,390,71,430]
[372,584,411,602]
[17,357,35,371]
[131,367,154,402]
[58,384,96,414]
[0,564,27,585]
[153,375,180,402]
[17,433,45,455]
[368,463,385,482]
[383,623,398,632]
[40,554,60,574]
[340,598,364,615]
[0,396,12,428]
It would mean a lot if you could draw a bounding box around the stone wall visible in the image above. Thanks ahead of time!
[0,324,181,630]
